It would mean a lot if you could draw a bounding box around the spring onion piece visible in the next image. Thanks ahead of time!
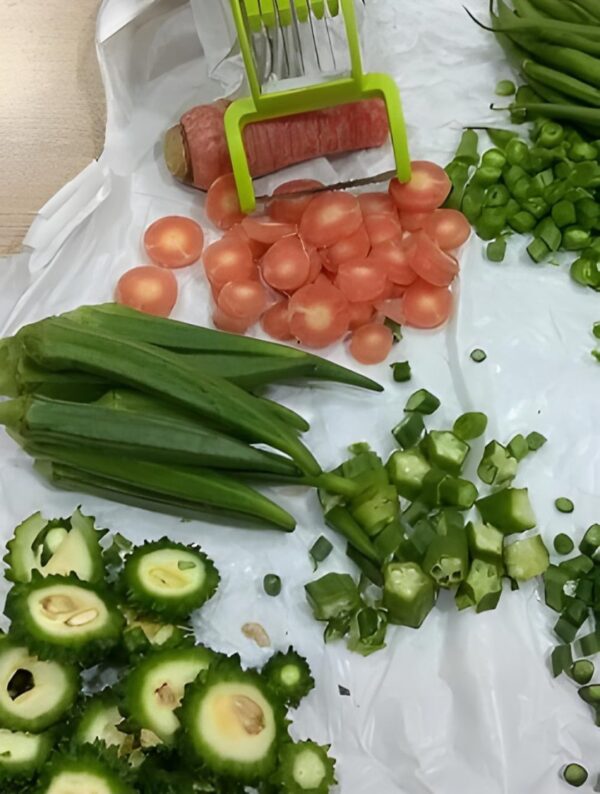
[562,763,588,787]
[453,412,488,441]
[263,574,282,597]
[310,537,333,569]
[504,535,550,581]
[391,361,412,382]
[551,644,574,678]
[470,348,487,363]
[570,660,595,686]
[304,573,361,622]
[554,534,575,555]
[526,431,547,451]
[544,565,571,612]
[404,389,440,415]
[555,497,575,514]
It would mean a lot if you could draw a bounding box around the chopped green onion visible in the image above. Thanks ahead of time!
[495,79,516,97]
[555,497,575,514]
[391,361,412,382]
[404,389,440,415]
[470,348,487,363]
[453,412,488,441]
[551,644,573,678]
[526,431,547,451]
[554,534,574,556]
[392,413,425,450]
[263,574,282,597]
[593,322,600,340]
[569,660,594,686]
[562,763,588,788]
[309,536,333,569]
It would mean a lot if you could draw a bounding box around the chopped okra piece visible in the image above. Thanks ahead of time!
[304,573,361,621]
[578,685,600,705]
[464,559,503,613]
[554,534,574,556]
[554,616,579,644]
[383,562,436,628]
[477,441,517,487]
[470,348,487,363]
[569,660,594,686]
[467,521,504,566]
[476,487,536,535]
[551,644,573,678]
[263,574,282,597]
[309,536,333,569]
[350,483,399,537]
[562,763,588,788]
[391,361,412,382]
[507,434,529,462]
[404,389,440,415]
[526,431,547,451]
[347,607,388,657]
[373,520,404,560]
[439,476,479,510]
[579,524,600,557]
[504,535,549,581]
[555,497,575,514]
[559,555,594,578]
[544,565,570,612]
[433,508,465,536]
[386,449,431,500]
[422,431,470,476]
[392,413,425,450]
[453,412,488,441]
[422,527,469,588]
[455,586,475,611]
[576,629,600,658]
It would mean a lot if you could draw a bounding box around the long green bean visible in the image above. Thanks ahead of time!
[572,0,600,21]
[522,60,600,106]
[528,0,593,22]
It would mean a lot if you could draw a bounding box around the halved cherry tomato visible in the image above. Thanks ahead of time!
[261,300,293,341]
[227,223,270,259]
[402,280,453,329]
[326,224,371,268]
[261,235,310,292]
[399,211,432,233]
[242,216,297,245]
[424,209,471,251]
[300,192,363,248]
[348,301,375,330]
[116,266,178,317]
[336,258,388,303]
[288,282,350,348]
[370,236,418,287]
[217,280,268,322]
[203,237,256,290]
[358,192,397,217]
[364,213,403,247]
[411,231,459,287]
[206,173,246,230]
[267,179,325,224]
[143,216,204,269]
[389,161,452,213]
[212,307,251,334]
[350,323,394,365]
[374,297,405,324]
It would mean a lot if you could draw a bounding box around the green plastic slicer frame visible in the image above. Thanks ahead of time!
[226,0,411,213]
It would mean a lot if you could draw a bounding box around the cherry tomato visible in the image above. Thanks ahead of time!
[389,161,452,213]
[326,224,371,268]
[203,237,256,290]
[116,266,178,317]
[370,236,418,287]
[217,280,268,322]
[143,216,204,269]
[399,211,432,233]
[358,192,397,217]
[300,192,363,248]
[424,209,471,251]
[348,301,375,330]
[261,235,311,292]
[350,323,394,365]
[261,300,293,341]
[206,173,246,230]
[288,282,350,348]
[411,231,459,287]
[364,213,403,247]
[402,280,453,329]
[212,306,251,334]
[267,179,325,224]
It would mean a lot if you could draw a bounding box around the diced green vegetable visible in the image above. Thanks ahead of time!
[486,237,508,262]
[569,660,594,686]
[476,488,537,535]
[383,562,436,628]
[422,431,470,476]
[347,607,388,657]
[507,434,529,462]
[305,573,361,621]
[551,644,573,678]
[496,79,516,97]
[555,497,575,514]
[310,536,333,569]
[405,389,441,415]
[392,413,425,450]
[439,476,479,510]
[464,559,503,613]
[580,524,600,557]
[555,616,579,644]
[422,527,469,588]
[470,348,487,363]
[477,441,518,487]
[391,361,412,382]
[554,534,575,556]
[527,237,550,263]
[560,555,594,578]
[526,431,547,451]
[263,574,282,597]
[351,483,399,537]
[453,412,488,441]
[504,535,550,581]
[544,565,570,612]
[467,521,504,566]
[562,763,588,788]
[386,449,431,500]
[577,630,600,658]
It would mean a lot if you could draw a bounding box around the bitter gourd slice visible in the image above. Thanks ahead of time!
[121,539,220,621]
[262,648,314,708]
[180,655,285,785]
[73,692,132,757]
[121,609,192,657]
[5,574,124,664]
[35,748,136,794]
[122,645,216,745]
[274,740,337,794]
[0,637,78,731]
[4,508,105,584]
[0,728,53,781]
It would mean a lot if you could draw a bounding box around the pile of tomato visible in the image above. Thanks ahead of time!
[116,161,470,365]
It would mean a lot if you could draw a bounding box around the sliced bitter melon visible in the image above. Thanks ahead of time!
[35,748,136,794]
[73,692,132,757]
[5,573,124,664]
[121,539,220,621]
[0,728,53,781]
[122,645,216,745]
[274,740,337,794]
[0,637,78,732]
[180,655,285,785]
[4,508,105,584]
[122,609,192,657]
[262,648,315,708]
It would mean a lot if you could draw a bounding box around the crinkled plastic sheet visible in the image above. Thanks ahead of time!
[1,1,599,791]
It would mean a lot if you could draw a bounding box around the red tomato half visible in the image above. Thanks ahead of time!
[399,211,432,233]
[288,282,350,348]
[424,209,471,251]
[350,323,394,365]
[326,224,371,268]
[261,235,310,292]
[348,301,375,330]
[370,236,417,287]
[217,280,268,322]
[364,213,403,247]
[261,300,293,341]
[206,173,246,230]
[116,266,177,317]
[203,237,256,290]
[212,307,251,334]
[143,216,204,269]
[389,161,452,213]
[336,258,388,303]
[267,179,325,224]
[402,280,453,329]
[358,192,397,217]
[300,192,363,248]
[411,231,459,287]
[242,216,297,245]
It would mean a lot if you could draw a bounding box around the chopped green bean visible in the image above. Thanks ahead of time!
[554,534,575,556]
[552,200,577,229]
[509,211,536,234]
[263,573,282,597]
[453,412,488,441]
[526,431,547,451]
[555,497,575,514]
[569,660,594,686]
[563,227,591,251]
[507,434,529,462]
[481,149,507,170]
[506,138,530,167]
[391,361,412,382]
[562,763,588,788]
[593,322,600,339]
[453,129,480,167]
[405,389,440,415]
[537,122,565,149]
[496,79,516,97]
[470,348,487,363]
[310,536,333,569]
[527,237,551,263]
[535,217,561,252]
[486,237,508,262]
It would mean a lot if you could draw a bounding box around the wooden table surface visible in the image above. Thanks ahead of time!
[0,0,106,256]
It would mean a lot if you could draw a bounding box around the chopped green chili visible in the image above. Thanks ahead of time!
[470,348,487,363]
[404,389,440,415]
[310,536,333,569]
[391,361,412,382]
[555,497,575,514]
[569,660,594,686]
[453,412,488,441]
[263,574,282,597]
[554,534,575,556]
[562,763,588,788]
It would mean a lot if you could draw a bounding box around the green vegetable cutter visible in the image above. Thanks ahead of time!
[226,0,411,212]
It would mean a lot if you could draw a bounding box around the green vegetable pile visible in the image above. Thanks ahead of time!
[304,388,550,655]
[0,303,381,532]
[0,508,336,793]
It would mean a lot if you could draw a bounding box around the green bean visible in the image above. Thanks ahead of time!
[522,76,578,107]
[512,0,547,17]
[572,0,600,21]
[522,60,600,107]
[528,0,593,22]
[494,0,600,39]
[444,160,471,210]
[513,38,600,88]
[512,102,600,125]
[453,129,480,166]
